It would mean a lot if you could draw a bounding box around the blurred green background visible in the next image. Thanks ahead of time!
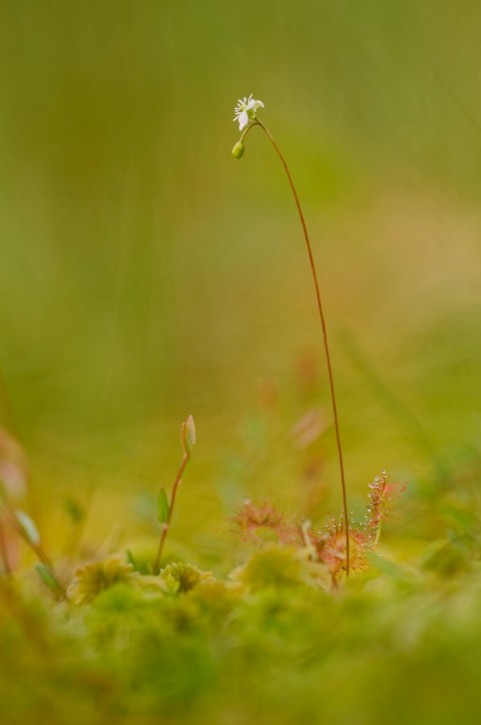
[1,2,480,547]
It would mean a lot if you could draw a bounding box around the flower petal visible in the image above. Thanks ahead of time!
[238,110,249,130]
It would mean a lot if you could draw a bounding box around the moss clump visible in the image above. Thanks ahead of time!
[67,555,138,605]
[159,562,215,594]
[231,545,331,592]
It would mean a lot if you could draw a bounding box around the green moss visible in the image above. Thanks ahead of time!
[2,451,481,724]
[231,545,331,592]
[159,562,215,594]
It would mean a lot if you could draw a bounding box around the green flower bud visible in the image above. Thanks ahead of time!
[181,414,196,455]
[232,141,245,159]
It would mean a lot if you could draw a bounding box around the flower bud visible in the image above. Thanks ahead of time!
[232,141,245,159]
[181,414,196,455]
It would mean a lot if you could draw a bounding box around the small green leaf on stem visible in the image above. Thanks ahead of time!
[14,510,41,548]
[63,497,85,524]
[35,563,61,592]
[157,488,169,525]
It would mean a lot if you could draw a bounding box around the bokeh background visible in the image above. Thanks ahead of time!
[1,1,480,555]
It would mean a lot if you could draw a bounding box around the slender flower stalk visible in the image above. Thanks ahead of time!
[153,456,189,575]
[232,100,350,574]
[153,415,196,575]
[4,505,66,598]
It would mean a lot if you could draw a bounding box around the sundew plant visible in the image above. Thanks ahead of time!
[1,89,481,725]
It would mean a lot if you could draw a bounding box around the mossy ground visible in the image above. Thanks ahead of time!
[1,452,481,725]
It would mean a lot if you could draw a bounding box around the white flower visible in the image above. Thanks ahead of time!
[233,94,265,131]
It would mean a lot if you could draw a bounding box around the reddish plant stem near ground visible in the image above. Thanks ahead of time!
[153,453,191,575]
